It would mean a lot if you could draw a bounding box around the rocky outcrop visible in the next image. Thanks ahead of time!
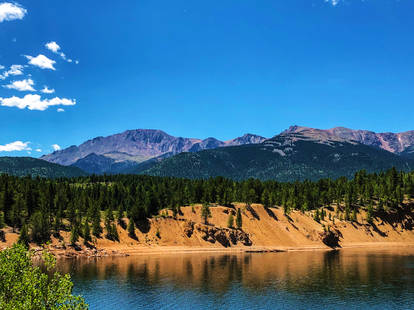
[183,221,194,238]
[284,125,414,154]
[319,228,342,248]
[195,224,252,247]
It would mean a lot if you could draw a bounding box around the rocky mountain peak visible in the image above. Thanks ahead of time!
[281,125,414,153]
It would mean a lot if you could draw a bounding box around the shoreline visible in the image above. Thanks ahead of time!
[52,241,414,259]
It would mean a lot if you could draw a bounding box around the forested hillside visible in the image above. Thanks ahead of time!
[0,157,86,178]
[0,168,413,247]
[138,135,414,181]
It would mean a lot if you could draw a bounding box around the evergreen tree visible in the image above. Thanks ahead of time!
[351,208,357,222]
[366,202,374,225]
[18,224,29,247]
[227,213,234,228]
[111,223,119,241]
[92,207,102,238]
[201,203,211,224]
[0,211,4,229]
[30,211,50,245]
[314,209,320,223]
[127,217,136,239]
[70,223,80,246]
[83,221,91,244]
[236,208,242,229]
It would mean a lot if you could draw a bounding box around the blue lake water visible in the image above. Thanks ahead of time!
[58,248,414,309]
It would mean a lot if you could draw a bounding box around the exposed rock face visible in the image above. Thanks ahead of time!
[283,125,414,154]
[41,129,266,168]
[319,228,342,248]
[195,223,252,247]
[226,134,267,146]
[183,221,194,238]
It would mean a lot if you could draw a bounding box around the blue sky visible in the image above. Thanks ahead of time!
[1,0,414,156]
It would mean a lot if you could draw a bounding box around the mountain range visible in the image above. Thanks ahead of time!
[41,130,266,174]
[283,126,414,156]
[138,132,414,181]
[20,125,414,180]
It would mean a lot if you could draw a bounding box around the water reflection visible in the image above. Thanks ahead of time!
[58,248,414,310]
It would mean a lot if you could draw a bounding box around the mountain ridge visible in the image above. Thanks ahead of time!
[137,132,414,181]
[40,125,414,177]
[283,125,414,153]
[41,129,267,171]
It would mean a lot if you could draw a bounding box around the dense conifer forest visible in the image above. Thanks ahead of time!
[0,168,413,245]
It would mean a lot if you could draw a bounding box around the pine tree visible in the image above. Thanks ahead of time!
[9,194,23,231]
[52,206,63,237]
[92,206,102,237]
[18,224,29,247]
[30,211,50,245]
[83,221,91,244]
[261,189,271,208]
[105,208,115,240]
[111,223,119,241]
[127,218,136,239]
[366,202,374,225]
[227,213,234,228]
[70,224,79,246]
[351,208,357,222]
[236,208,242,229]
[0,211,4,229]
[201,203,211,224]
[314,209,320,223]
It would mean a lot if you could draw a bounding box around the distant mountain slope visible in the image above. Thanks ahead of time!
[283,125,414,154]
[71,153,136,175]
[401,145,414,160]
[139,133,414,182]
[0,157,86,178]
[41,129,266,174]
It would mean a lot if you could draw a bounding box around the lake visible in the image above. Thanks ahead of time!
[57,248,414,310]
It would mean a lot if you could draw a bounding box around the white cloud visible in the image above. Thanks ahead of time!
[325,0,340,6]
[0,141,31,152]
[45,41,75,63]
[45,41,60,53]
[0,65,4,70]
[52,144,61,151]
[0,94,76,111]
[57,108,64,112]
[25,54,56,70]
[75,60,79,65]
[0,2,27,23]
[4,78,35,91]
[41,86,55,94]
[8,64,23,75]
[0,64,24,79]
[35,148,42,152]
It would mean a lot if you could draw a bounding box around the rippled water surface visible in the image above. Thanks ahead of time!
[57,248,414,309]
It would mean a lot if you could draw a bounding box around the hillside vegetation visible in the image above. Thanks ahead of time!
[0,157,86,178]
[139,135,414,181]
[0,168,413,254]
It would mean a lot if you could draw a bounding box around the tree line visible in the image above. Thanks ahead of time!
[0,168,413,245]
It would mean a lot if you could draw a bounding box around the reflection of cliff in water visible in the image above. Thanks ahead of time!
[58,248,414,297]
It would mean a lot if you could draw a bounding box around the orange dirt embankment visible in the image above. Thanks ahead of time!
[1,203,414,257]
